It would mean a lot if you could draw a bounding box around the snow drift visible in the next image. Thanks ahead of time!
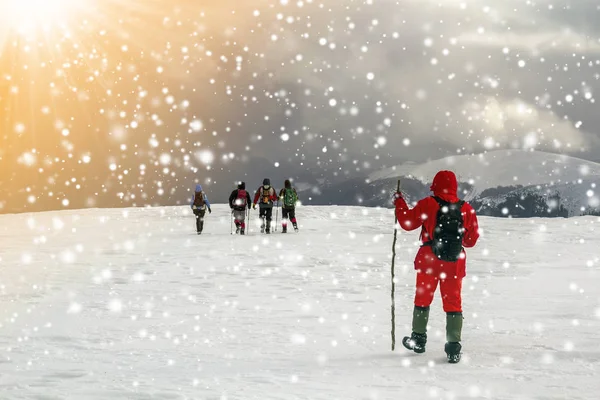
[0,205,599,399]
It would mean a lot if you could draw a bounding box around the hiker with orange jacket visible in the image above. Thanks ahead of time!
[393,170,480,363]
[252,178,278,234]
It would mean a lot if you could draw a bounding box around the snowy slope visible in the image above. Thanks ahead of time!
[370,149,600,195]
[471,177,600,217]
[1,205,600,399]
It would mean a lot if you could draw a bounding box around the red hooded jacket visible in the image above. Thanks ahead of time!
[394,170,480,278]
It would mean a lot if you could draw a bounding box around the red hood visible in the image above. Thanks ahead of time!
[430,170,459,202]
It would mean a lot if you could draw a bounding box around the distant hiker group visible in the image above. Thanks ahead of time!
[190,178,299,235]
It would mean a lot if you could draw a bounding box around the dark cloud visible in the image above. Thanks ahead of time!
[1,0,600,213]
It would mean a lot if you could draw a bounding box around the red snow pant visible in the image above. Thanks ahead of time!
[414,271,463,313]
[412,246,465,313]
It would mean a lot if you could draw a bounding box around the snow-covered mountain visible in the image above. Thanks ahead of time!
[369,149,600,197]
[300,150,600,217]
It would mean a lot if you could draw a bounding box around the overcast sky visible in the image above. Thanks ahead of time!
[1,0,600,212]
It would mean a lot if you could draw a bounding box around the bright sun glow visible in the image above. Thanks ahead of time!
[1,0,81,33]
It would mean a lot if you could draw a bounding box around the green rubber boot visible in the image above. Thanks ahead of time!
[445,312,463,363]
[413,306,430,334]
[402,306,429,353]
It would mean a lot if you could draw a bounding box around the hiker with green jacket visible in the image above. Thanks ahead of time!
[279,179,299,233]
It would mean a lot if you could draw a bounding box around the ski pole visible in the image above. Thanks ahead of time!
[275,200,279,232]
[391,179,401,351]
[230,210,234,235]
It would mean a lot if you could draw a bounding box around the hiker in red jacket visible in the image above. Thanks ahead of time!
[393,170,480,363]
[252,178,278,234]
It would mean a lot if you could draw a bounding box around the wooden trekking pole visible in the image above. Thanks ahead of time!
[391,179,401,351]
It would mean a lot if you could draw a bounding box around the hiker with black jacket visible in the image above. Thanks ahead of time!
[229,182,252,235]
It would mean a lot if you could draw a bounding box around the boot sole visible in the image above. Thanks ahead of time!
[447,354,461,363]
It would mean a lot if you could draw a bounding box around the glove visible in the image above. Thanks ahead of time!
[192,205,197,210]
[208,207,212,214]
[393,191,407,207]
[252,203,257,210]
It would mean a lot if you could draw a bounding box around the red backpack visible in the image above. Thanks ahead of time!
[233,189,247,209]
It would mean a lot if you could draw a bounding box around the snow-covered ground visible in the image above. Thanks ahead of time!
[1,205,599,399]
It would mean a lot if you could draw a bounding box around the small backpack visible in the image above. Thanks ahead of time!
[426,196,465,262]
[233,189,247,209]
[261,186,272,204]
[283,188,297,208]
[193,192,206,209]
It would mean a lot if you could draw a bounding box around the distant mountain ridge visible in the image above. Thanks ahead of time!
[299,149,600,217]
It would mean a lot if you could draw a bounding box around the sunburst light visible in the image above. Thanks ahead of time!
[1,0,200,211]
[1,0,82,35]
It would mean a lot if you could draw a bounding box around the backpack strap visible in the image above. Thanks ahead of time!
[432,195,448,206]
